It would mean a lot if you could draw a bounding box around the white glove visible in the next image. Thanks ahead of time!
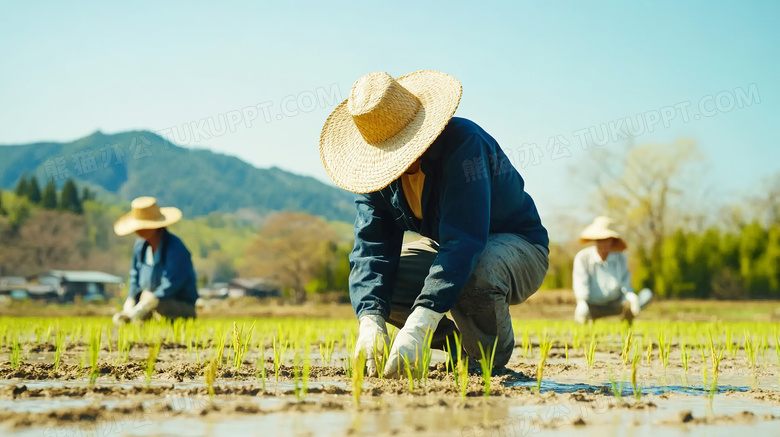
[625,291,640,317]
[383,306,443,378]
[127,291,159,321]
[122,297,137,313]
[574,300,591,324]
[354,315,390,377]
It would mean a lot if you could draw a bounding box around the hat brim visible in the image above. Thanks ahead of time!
[579,236,628,251]
[319,70,462,194]
[114,207,182,237]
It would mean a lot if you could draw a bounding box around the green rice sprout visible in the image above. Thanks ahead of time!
[145,339,161,387]
[645,339,653,366]
[9,338,21,370]
[54,330,65,373]
[352,351,366,405]
[302,338,311,399]
[204,358,217,402]
[371,334,390,378]
[608,366,623,403]
[744,331,758,379]
[319,336,336,366]
[418,328,435,386]
[631,345,642,401]
[215,327,229,368]
[584,334,597,370]
[680,337,690,374]
[621,329,633,365]
[88,326,102,385]
[273,338,288,381]
[477,337,498,399]
[257,335,267,391]
[536,332,553,393]
[402,353,416,392]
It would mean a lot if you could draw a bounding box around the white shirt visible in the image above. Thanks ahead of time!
[572,246,634,304]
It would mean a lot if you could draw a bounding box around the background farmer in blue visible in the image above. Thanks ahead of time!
[319,70,549,377]
[112,197,198,324]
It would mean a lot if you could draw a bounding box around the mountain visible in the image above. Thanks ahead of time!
[0,130,355,221]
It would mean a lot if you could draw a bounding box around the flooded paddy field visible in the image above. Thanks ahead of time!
[0,317,778,436]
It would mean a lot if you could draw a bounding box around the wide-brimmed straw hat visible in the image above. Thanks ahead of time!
[114,197,182,236]
[319,70,462,193]
[579,216,627,251]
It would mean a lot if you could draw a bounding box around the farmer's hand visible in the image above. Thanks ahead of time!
[112,312,130,325]
[625,291,640,317]
[122,297,137,313]
[383,307,443,378]
[354,314,390,377]
[128,291,159,321]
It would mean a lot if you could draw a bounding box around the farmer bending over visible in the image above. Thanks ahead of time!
[112,197,198,324]
[573,216,653,324]
[319,70,549,377]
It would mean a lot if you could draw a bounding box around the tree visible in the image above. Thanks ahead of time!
[0,188,4,216]
[241,212,339,304]
[82,187,93,202]
[42,180,58,209]
[15,174,28,198]
[575,138,704,293]
[60,178,83,214]
[26,176,42,204]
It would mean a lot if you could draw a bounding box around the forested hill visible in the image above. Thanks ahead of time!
[0,131,354,221]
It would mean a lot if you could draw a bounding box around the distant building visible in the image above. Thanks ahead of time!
[37,270,124,303]
[227,278,281,299]
[198,282,229,300]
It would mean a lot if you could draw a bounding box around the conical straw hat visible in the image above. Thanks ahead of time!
[319,70,462,193]
[114,197,182,236]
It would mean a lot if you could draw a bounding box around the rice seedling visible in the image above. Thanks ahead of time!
[419,329,435,386]
[401,354,415,392]
[256,336,267,391]
[522,330,533,358]
[775,333,780,385]
[700,346,708,388]
[645,339,653,366]
[88,326,102,385]
[352,351,366,405]
[232,321,255,370]
[536,332,553,392]
[608,366,623,403]
[744,332,758,379]
[446,332,468,400]
[621,328,633,365]
[657,332,671,371]
[302,338,311,398]
[145,339,161,387]
[273,337,289,382]
[477,337,498,399]
[564,341,569,365]
[631,345,642,401]
[204,358,217,402]
[54,330,65,373]
[215,327,229,367]
[319,336,336,366]
[10,338,21,369]
[584,334,597,370]
[680,337,690,374]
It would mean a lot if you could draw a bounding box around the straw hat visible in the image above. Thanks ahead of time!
[579,216,628,251]
[114,197,182,236]
[319,70,462,193]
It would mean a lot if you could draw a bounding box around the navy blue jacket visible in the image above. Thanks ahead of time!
[127,229,199,305]
[349,118,549,319]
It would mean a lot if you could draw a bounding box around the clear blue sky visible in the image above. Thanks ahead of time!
[1,1,778,225]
